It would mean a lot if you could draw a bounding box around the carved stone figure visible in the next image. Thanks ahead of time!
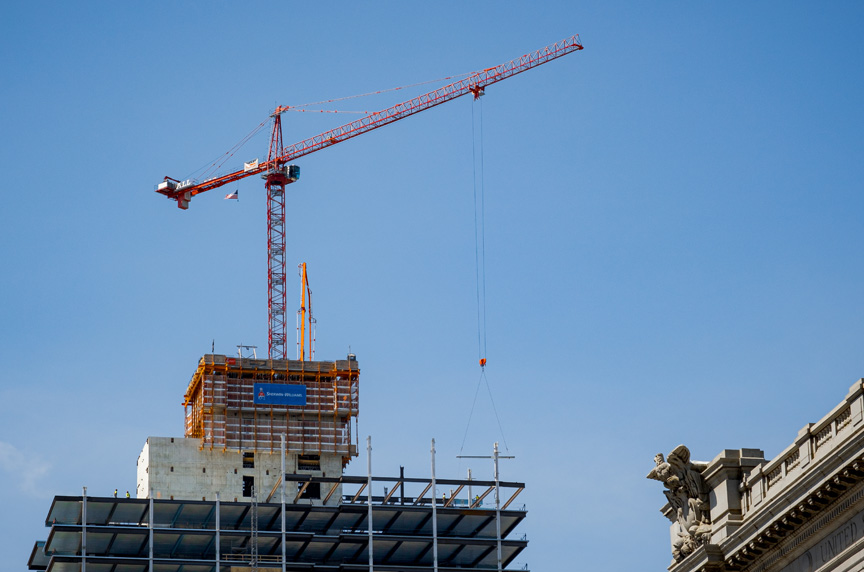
[647,445,712,562]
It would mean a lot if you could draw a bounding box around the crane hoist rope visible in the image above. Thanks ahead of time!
[459,367,510,455]
[460,97,510,455]
[472,97,488,369]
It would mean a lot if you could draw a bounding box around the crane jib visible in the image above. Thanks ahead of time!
[155,35,583,209]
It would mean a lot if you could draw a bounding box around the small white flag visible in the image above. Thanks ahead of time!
[243,158,259,171]
[225,190,239,200]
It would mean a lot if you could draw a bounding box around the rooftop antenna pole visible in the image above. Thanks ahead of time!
[82,486,87,572]
[251,485,259,571]
[457,442,515,572]
[467,467,473,507]
[494,442,502,572]
[149,488,154,569]
[216,493,221,572]
[367,436,374,572]
[281,434,286,572]
[431,439,439,572]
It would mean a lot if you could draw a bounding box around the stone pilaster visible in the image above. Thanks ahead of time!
[702,449,765,545]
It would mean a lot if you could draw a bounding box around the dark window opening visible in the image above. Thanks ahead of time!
[298,454,320,471]
[243,452,255,468]
[242,476,255,497]
[298,482,321,499]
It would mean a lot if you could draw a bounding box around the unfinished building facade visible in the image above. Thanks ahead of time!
[30,351,531,571]
[138,354,359,504]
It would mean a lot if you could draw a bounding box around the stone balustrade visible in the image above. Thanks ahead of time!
[657,380,864,571]
[741,380,864,518]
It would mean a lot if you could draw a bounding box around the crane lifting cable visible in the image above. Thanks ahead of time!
[459,96,509,455]
[472,96,488,370]
[459,368,510,454]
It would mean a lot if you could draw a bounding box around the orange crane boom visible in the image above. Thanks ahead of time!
[154,35,583,360]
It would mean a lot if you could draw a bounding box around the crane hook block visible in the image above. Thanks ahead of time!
[479,358,487,367]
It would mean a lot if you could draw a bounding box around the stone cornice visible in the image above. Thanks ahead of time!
[723,457,864,571]
[668,457,864,572]
[663,380,864,572]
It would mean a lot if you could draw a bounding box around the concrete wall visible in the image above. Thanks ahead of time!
[137,436,343,505]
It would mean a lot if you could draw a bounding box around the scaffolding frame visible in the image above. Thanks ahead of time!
[183,355,359,462]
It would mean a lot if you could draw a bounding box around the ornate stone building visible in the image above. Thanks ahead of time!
[649,379,864,572]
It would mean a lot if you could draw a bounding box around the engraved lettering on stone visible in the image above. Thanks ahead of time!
[647,445,711,562]
[819,521,857,564]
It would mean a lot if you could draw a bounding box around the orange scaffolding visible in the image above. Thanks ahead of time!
[183,354,359,464]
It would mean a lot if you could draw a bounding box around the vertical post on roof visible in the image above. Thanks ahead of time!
[458,444,514,564]
[494,442,502,572]
[81,486,87,572]
[367,436,373,572]
[281,434,286,572]
[251,485,259,570]
[216,492,221,572]
[149,488,154,568]
[431,439,439,572]
[468,468,473,507]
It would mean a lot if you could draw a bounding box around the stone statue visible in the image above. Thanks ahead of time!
[647,445,712,562]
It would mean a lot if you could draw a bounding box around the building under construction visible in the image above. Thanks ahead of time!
[19,34,594,572]
[27,354,529,571]
[136,354,361,503]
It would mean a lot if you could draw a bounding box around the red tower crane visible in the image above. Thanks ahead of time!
[156,35,583,360]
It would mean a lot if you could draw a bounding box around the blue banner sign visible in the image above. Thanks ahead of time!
[253,383,307,406]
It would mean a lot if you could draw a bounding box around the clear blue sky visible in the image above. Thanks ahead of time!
[1,2,863,570]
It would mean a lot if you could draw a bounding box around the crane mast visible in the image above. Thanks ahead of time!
[264,114,295,359]
[155,35,583,359]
